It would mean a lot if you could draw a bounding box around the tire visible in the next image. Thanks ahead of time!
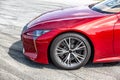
[50,33,91,70]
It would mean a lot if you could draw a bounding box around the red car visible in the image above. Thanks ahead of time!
[21,0,120,69]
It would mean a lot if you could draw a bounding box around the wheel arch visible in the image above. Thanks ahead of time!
[48,30,94,63]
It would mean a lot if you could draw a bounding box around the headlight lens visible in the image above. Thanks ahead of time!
[26,30,50,37]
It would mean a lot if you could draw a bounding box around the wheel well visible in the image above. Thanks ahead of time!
[48,31,94,63]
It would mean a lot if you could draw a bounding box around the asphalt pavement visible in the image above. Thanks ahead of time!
[0,0,120,80]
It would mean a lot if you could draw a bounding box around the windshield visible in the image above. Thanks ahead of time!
[91,0,120,14]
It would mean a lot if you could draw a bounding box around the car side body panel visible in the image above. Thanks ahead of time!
[22,6,119,64]
[114,13,120,57]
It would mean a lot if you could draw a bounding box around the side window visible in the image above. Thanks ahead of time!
[91,0,120,13]
[106,0,120,13]
[106,0,120,7]
[112,5,120,8]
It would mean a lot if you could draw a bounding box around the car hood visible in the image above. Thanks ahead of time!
[27,6,109,28]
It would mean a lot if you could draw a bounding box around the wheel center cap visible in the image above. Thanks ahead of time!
[69,50,72,53]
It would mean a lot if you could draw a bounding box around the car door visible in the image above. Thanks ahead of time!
[114,13,120,56]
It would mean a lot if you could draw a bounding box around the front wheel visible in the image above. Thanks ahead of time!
[50,33,91,70]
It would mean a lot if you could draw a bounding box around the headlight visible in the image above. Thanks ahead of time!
[26,30,50,37]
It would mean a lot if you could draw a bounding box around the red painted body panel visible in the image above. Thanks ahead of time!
[22,6,120,64]
[114,13,120,57]
[27,7,108,28]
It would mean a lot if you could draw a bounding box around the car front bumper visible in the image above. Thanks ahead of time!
[21,34,49,64]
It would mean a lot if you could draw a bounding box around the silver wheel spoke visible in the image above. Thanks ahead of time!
[63,53,71,64]
[55,36,87,67]
[74,42,83,50]
[68,37,71,49]
[57,51,68,55]
[73,46,85,51]
[64,38,71,49]
[56,47,69,55]
[77,55,85,60]
[74,53,85,60]
[72,53,81,63]
[57,47,67,52]
[67,53,71,65]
